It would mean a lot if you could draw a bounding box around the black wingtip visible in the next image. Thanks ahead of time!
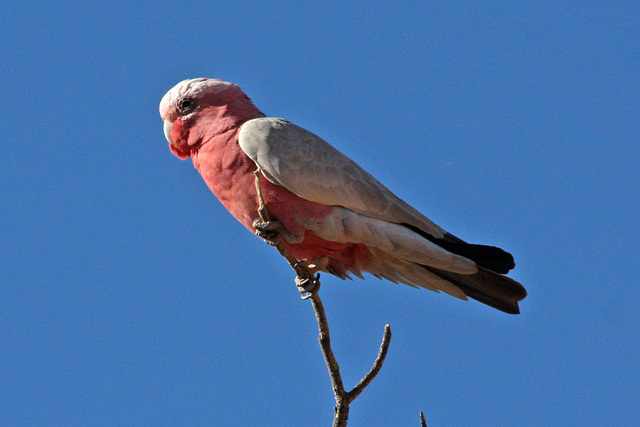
[451,243,515,274]
[401,224,516,274]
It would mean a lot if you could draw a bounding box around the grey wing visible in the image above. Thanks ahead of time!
[238,117,447,239]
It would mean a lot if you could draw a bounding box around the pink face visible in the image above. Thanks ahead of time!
[159,78,246,159]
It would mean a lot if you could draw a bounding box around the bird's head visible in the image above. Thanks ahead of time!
[159,78,263,159]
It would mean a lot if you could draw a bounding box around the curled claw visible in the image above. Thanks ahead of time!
[296,273,321,299]
[294,260,322,298]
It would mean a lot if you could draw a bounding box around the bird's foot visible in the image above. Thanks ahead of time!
[253,218,285,246]
[253,218,302,246]
[294,258,328,299]
[295,271,321,299]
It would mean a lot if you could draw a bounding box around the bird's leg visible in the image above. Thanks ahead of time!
[252,168,318,298]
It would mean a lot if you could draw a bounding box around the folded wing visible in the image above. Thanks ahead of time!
[238,117,526,313]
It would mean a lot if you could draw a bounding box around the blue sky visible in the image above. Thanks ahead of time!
[2,1,639,425]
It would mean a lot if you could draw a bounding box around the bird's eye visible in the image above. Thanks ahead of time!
[178,98,195,113]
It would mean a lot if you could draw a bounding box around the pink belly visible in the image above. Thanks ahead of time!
[193,145,372,275]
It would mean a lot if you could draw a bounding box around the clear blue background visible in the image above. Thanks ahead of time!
[2,2,639,426]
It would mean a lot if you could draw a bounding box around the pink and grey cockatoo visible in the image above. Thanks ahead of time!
[159,78,527,314]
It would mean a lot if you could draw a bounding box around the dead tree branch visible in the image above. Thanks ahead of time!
[309,292,391,426]
[253,169,392,426]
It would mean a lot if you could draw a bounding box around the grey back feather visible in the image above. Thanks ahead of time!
[238,117,446,239]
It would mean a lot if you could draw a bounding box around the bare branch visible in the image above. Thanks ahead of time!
[347,324,392,403]
[309,293,346,397]
[253,168,392,426]
[420,411,428,427]
[308,292,349,427]
[253,169,271,222]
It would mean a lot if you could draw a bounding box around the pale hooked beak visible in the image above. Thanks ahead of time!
[163,120,174,145]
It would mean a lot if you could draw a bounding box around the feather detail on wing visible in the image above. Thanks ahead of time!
[298,207,473,300]
[297,207,526,312]
[238,117,526,313]
[297,207,477,275]
[238,117,447,239]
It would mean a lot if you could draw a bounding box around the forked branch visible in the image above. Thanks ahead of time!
[309,292,391,427]
[253,169,392,426]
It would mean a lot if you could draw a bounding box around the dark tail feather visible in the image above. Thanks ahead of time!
[439,241,515,274]
[400,223,526,312]
[402,224,516,274]
[422,265,527,314]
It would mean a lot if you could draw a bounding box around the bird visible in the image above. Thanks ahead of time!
[159,78,527,314]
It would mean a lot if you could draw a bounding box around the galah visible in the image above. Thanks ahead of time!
[159,78,526,314]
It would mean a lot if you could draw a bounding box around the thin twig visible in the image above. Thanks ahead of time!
[308,292,391,427]
[347,324,392,403]
[420,411,428,427]
[253,168,392,426]
[308,293,346,396]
